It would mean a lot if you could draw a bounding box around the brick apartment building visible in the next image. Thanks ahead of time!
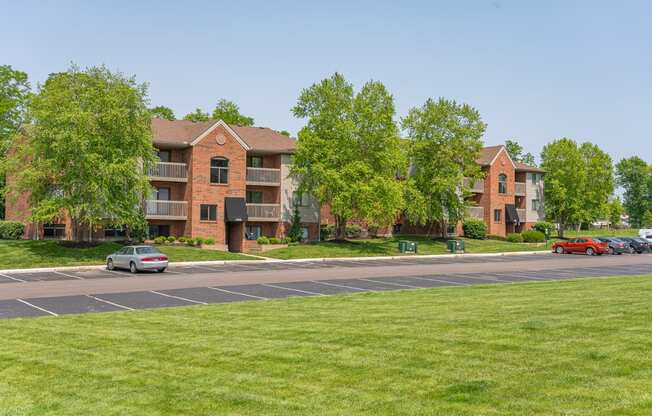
[6,118,321,252]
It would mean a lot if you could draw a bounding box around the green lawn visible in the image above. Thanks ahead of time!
[0,240,257,269]
[561,228,638,238]
[262,235,550,259]
[2,276,652,415]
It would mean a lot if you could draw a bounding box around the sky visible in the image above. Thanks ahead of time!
[1,0,650,163]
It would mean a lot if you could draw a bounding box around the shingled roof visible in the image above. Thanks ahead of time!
[476,144,543,172]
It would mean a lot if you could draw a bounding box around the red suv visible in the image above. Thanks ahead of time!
[552,237,609,256]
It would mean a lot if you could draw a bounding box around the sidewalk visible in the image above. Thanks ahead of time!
[0,250,552,274]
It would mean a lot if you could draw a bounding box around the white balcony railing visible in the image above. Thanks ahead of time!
[246,203,281,221]
[515,182,526,196]
[463,177,484,193]
[466,206,484,219]
[144,200,188,220]
[246,167,281,185]
[517,208,526,221]
[147,162,188,182]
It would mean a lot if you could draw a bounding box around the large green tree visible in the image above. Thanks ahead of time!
[0,65,31,219]
[211,99,254,126]
[505,139,536,166]
[183,108,210,122]
[401,98,485,237]
[7,65,155,241]
[616,156,651,228]
[150,105,175,120]
[291,73,405,240]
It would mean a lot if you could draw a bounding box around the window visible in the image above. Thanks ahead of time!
[247,156,263,168]
[498,174,507,194]
[210,157,229,184]
[494,209,502,223]
[43,223,65,239]
[246,191,263,204]
[393,223,402,234]
[104,227,126,238]
[148,224,170,238]
[200,204,217,221]
[157,150,171,162]
[301,227,309,241]
[246,225,262,240]
[293,191,309,207]
[532,199,540,211]
[136,246,161,255]
[531,173,542,185]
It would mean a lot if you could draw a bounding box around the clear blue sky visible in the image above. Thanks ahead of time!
[2,0,650,163]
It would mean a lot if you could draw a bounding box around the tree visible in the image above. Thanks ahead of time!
[279,130,290,137]
[616,157,651,228]
[150,105,175,120]
[211,99,254,126]
[0,65,31,219]
[577,142,614,226]
[183,108,210,122]
[292,73,405,240]
[6,65,155,241]
[401,98,485,237]
[505,139,536,166]
[287,205,303,242]
[607,198,624,229]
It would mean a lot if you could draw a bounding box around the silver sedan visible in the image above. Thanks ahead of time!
[106,245,168,273]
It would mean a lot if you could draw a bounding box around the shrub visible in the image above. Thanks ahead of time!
[269,237,280,244]
[345,224,362,239]
[257,236,270,245]
[506,233,524,243]
[288,205,303,242]
[0,221,24,239]
[463,218,487,240]
[166,236,176,243]
[153,236,166,245]
[194,237,204,246]
[487,234,507,241]
[177,236,187,243]
[522,230,545,243]
[320,225,334,241]
[204,237,215,245]
[186,239,195,246]
[280,237,290,244]
[533,221,556,237]
[367,223,380,237]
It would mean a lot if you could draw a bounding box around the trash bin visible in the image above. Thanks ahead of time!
[447,239,464,253]
[399,240,417,253]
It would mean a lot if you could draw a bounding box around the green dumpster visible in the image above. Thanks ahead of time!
[447,239,465,253]
[398,240,417,253]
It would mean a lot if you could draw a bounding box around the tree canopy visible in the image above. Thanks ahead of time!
[150,105,175,120]
[291,73,405,240]
[402,98,486,236]
[211,99,254,126]
[616,156,651,228]
[183,108,210,122]
[505,139,536,166]
[6,65,155,240]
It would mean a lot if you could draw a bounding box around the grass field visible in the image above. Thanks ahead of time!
[561,228,638,238]
[0,240,257,269]
[262,235,550,259]
[3,276,651,415]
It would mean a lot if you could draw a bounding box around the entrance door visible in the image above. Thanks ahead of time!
[227,222,244,252]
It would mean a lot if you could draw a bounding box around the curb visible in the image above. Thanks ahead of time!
[0,250,552,275]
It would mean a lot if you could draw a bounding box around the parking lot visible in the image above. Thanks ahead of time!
[2,253,652,319]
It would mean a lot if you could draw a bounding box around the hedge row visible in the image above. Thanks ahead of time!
[0,221,24,240]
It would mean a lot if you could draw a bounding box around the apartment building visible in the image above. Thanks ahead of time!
[6,118,320,252]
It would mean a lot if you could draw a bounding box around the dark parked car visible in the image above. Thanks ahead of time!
[619,237,650,254]
[597,237,628,255]
[552,237,609,256]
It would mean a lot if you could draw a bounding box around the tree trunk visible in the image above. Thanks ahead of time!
[334,215,347,241]
[440,220,447,239]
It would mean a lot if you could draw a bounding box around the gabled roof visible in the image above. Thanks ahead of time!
[151,118,214,147]
[230,125,296,154]
[476,144,543,173]
[515,161,545,173]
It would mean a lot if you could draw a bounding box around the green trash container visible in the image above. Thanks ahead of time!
[399,240,417,253]
[447,239,464,253]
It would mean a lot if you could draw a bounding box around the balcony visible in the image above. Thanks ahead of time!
[246,203,281,221]
[144,200,188,220]
[517,208,526,221]
[515,182,526,196]
[466,206,484,219]
[463,177,484,193]
[147,162,188,182]
[246,167,281,186]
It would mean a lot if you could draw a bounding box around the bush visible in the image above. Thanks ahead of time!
[320,225,335,241]
[463,218,487,240]
[177,236,187,243]
[533,221,556,237]
[487,234,507,241]
[367,223,380,237]
[280,237,290,244]
[345,224,363,239]
[194,237,204,246]
[204,237,215,245]
[185,239,195,246]
[153,236,166,245]
[166,236,176,243]
[522,230,545,243]
[269,237,280,244]
[257,236,270,245]
[506,233,524,243]
[0,221,24,239]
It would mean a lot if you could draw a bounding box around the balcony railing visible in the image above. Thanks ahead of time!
[144,200,188,220]
[147,162,188,182]
[515,182,526,196]
[246,203,281,221]
[246,167,281,185]
[517,208,526,221]
[463,177,484,193]
[466,206,484,219]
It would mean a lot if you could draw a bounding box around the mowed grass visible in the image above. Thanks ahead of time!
[3,276,652,415]
[262,235,550,259]
[0,240,257,269]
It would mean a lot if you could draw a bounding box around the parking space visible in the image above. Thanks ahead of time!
[157,287,254,304]
[270,281,367,295]
[93,291,196,309]
[23,295,126,315]
[0,299,52,318]
[216,284,317,299]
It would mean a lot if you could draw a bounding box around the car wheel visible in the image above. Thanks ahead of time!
[586,247,595,256]
[106,259,114,271]
[157,268,166,273]
[130,262,138,274]
[555,246,565,254]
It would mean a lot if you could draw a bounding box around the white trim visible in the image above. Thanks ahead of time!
[189,120,251,150]
[488,146,517,169]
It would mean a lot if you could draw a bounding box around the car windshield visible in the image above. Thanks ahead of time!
[136,247,161,255]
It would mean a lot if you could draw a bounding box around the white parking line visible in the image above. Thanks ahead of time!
[0,272,26,282]
[54,271,83,280]
[261,283,324,296]
[149,290,207,305]
[87,295,134,311]
[359,278,421,289]
[310,280,369,291]
[207,286,268,300]
[409,276,471,286]
[16,299,58,316]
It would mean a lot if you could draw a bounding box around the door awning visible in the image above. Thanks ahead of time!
[505,204,520,224]
[225,197,248,222]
